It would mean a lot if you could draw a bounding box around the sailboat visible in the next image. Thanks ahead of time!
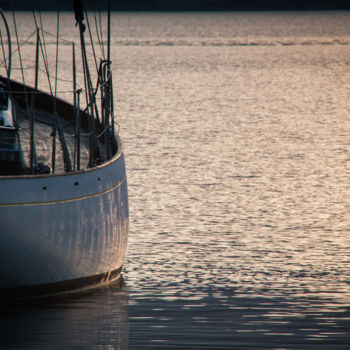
[0,1,128,298]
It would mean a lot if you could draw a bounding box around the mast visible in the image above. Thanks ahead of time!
[103,0,115,156]
[74,0,98,168]
[107,0,111,64]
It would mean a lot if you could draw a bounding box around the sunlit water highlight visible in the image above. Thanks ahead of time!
[1,11,350,349]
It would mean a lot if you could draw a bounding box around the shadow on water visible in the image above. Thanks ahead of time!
[0,278,128,349]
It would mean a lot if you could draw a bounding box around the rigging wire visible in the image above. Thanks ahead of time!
[5,11,116,103]
[12,11,27,93]
[0,27,104,70]
[54,10,60,98]
[31,9,39,32]
[0,27,8,76]
[93,7,105,60]
[38,35,54,96]
[98,8,105,59]
[0,29,36,68]
[34,10,54,96]
[0,7,11,79]
[84,10,99,74]
[0,63,85,91]
[38,11,49,68]
[0,6,119,173]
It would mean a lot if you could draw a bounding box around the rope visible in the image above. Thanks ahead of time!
[84,10,99,73]
[98,9,105,59]
[34,12,54,97]
[38,34,54,95]
[54,10,60,98]
[0,132,92,141]
[93,8,105,60]
[0,85,108,96]
[0,26,8,75]
[42,29,105,62]
[12,11,27,91]
[0,10,119,172]
[0,62,85,90]
[96,124,109,138]
[0,29,104,66]
[0,8,11,79]
[0,30,36,68]
[39,10,50,82]
[31,10,39,31]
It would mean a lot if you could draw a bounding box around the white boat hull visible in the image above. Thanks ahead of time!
[0,147,128,294]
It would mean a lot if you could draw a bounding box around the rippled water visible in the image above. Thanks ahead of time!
[2,11,350,349]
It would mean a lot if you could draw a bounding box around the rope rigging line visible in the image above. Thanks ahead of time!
[0,63,85,92]
[0,29,36,68]
[0,26,8,76]
[93,8,105,60]
[41,29,105,61]
[0,29,105,79]
[84,10,99,74]
[31,10,39,32]
[98,8,106,59]
[38,35,54,96]
[0,84,109,96]
[12,11,27,94]
[39,10,50,74]
[0,8,119,174]
[33,10,54,97]
[0,7,11,79]
[54,10,60,98]
[0,79,109,96]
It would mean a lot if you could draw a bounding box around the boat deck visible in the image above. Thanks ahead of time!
[15,103,91,174]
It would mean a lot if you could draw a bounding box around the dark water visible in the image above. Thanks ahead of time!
[2,11,350,349]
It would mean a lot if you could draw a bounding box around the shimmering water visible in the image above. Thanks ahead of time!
[2,11,350,349]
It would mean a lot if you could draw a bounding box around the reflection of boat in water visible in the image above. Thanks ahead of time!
[0,1,128,298]
[0,283,128,349]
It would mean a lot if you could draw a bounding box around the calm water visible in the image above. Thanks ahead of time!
[2,11,350,349]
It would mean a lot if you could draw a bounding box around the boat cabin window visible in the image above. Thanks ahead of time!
[0,86,8,110]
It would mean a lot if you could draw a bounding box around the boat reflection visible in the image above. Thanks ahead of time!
[0,280,128,349]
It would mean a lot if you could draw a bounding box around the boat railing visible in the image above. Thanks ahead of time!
[0,3,118,175]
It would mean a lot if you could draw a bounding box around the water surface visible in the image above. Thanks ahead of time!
[2,11,350,349]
